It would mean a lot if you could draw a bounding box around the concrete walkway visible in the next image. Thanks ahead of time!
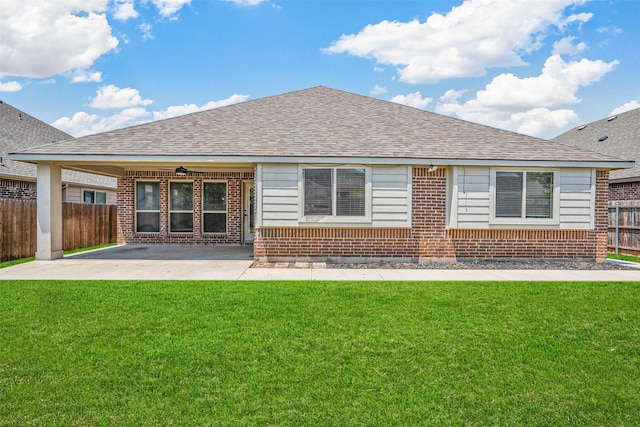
[1,244,639,281]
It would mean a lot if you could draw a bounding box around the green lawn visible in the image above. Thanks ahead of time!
[1,280,639,426]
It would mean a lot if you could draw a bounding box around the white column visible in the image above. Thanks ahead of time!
[36,162,63,260]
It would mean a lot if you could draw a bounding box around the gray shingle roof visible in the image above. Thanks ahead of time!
[1,101,116,188]
[553,107,640,181]
[12,87,628,166]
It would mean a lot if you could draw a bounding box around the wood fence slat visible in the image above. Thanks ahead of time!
[609,204,640,255]
[0,200,117,262]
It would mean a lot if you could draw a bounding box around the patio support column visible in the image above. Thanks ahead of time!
[36,162,63,260]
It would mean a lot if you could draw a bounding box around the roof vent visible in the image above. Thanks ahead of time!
[577,125,587,130]
[607,115,618,121]
[598,136,608,142]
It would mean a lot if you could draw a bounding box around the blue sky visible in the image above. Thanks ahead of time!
[1,0,638,139]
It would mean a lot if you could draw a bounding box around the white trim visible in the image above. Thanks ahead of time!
[448,167,459,228]
[9,153,634,170]
[489,168,560,226]
[168,180,194,234]
[406,165,413,229]
[590,169,596,229]
[134,180,161,234]
[202,180,228,235]
[255,164,263,228]
[298,164,372,224]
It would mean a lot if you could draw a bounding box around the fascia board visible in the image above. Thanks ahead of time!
[9,153,635,170]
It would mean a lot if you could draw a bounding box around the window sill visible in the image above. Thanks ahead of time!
[299,215,372,225]
[489,218,559,226]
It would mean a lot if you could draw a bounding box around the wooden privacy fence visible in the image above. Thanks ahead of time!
[0,199,117,262]
[609,200,640,256]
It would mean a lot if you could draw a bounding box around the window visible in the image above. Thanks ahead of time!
[203,182,227,233]
[136,182,160,233]
[83,190,107,204]
[494,171,555,221]
[170,182,193,233]
[303,167,366,217]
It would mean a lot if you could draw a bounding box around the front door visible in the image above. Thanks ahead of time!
[243,181,255,243]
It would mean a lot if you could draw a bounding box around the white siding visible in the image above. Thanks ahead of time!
[371,166,411,227]
[454,167,491,228]
[558,169,593,229]
[64,186,82,203]
[260,164,300,226]
[65,186,117,205]
[258,164,412,228]
[450,167,596,230]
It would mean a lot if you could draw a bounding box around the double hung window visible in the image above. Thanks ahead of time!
[493,171,556,222]
[136,181,160,232]
[203,182,227,233]
[303,167,366,218]
[170,182,193,233]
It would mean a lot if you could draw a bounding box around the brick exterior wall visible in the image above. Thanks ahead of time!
[0,178,37,200]
[254,167,610,262]
[117,170,253,245]
[610,181,640,201]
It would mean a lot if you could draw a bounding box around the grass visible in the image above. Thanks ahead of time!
[608,253,640,264]
[0,243,117,269]
[1,280,639,426]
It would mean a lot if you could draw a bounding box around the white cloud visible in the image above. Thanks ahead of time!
[52,108,151,137]
[390,92,433,110]
[559,12,593,29]
[152,94,250,120]
[471,55,618,109]
[0,0,119,78]
[597,26,622,35]
[435,54,618,138]
[610,100,640,116]
[53,93,249,136]
[68,69,103,83]
[504,108,578,137]
[90,84,154,109]
[138,23,154,40]
[113,0,138,21]
[149,0,191,18]
[223,0,267,5]
[0,80,22,92]
[370,85,388,95]
[552,36,586,55]
[325,0,586,84]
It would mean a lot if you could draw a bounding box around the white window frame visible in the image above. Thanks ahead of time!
[298,165,372,224]
[135,180,160,234]
[83,189,107,204]
[169,180,194,234]
[202,180,227,234]
[489,168,560,226]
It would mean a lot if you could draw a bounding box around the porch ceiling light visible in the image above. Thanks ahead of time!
[175,166,188,176]
[427,164,438,172]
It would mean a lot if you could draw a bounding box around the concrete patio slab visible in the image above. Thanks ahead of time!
[2,244,640,281]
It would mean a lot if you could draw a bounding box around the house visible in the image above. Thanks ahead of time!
[1,101,117,203]
[553,107,640,202]
[10,87,633,261]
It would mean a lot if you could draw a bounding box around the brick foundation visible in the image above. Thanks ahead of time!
[117,170,253,245]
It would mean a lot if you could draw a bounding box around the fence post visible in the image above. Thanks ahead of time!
[615,202,620,255]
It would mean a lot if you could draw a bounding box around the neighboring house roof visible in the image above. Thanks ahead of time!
[11,87,632,170]
[553,107,640,182]
[0,101,116,189]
